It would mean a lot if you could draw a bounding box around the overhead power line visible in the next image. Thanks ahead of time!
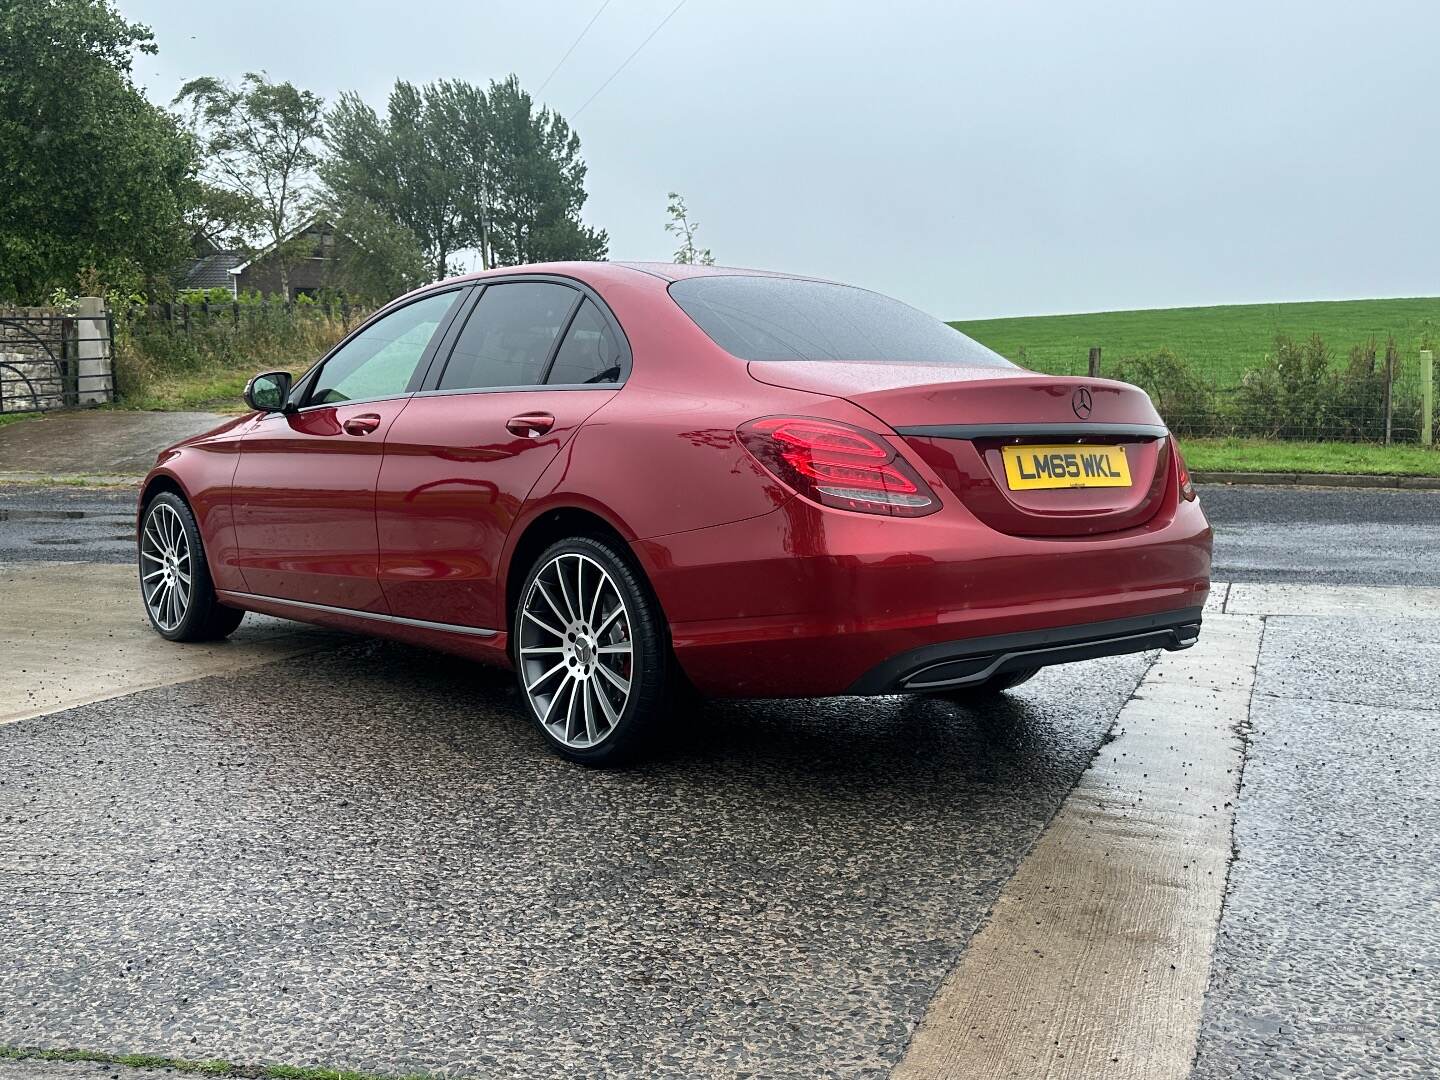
[573,0,690,118]
[538,0,614,94]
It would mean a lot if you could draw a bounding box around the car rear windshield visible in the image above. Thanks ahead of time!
[668,275,1013,366]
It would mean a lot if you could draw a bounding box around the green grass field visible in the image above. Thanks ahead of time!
[952,296,1440,384]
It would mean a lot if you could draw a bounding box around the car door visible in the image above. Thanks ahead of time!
[231,287,467,611]
[376,279,628,630]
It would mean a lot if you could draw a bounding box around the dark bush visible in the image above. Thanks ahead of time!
[1112,348,1215,435]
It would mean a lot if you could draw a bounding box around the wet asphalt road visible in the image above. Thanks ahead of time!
[0,640,1151,1076]
[1200,484,1440,585]
[5,482,1440,584]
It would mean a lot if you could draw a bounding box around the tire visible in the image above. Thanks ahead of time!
[926,666,1040,704]
[138,492,245,643]
[512,535,671,766]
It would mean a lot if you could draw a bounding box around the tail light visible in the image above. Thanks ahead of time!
[737,416,940,517]
[1171,435,1196,501]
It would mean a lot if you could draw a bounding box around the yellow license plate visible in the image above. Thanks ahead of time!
[1001,444,1132,489]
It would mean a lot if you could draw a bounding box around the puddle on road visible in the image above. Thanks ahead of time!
[0,509,130,522]
[31,535,135,545]
[0,509,93,521]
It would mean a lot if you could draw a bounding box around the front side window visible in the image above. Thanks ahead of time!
[669,275,1014,367]
[309,290,460,405]
[437,283,578,391]
[547,299,624,385]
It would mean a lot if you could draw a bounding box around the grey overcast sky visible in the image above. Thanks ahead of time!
[123,0,1439,319]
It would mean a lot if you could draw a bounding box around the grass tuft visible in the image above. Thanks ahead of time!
[1180,436,1440,476]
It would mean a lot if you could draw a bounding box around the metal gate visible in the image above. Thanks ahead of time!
[0,308,114,412]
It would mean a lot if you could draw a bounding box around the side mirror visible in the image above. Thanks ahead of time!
[243,371,293,413]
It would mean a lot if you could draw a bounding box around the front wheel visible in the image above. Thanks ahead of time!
[139,492,244,642]
[513,536,672,766]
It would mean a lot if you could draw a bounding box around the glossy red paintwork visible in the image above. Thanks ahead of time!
[376,387,618,628]
[141,261,1212,697]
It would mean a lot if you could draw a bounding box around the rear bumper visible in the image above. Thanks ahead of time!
[633,492,1212,699]
[846,607,1202,694]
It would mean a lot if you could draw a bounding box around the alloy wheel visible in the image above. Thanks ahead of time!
[518,552,634,749]
[140,501,193,632]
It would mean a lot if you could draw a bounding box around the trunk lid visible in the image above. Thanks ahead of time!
[748,361,1176,537]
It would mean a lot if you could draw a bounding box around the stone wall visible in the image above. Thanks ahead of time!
[0,299,113,411]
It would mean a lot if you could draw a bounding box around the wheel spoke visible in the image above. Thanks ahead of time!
[142,567,166,581]
[555,557,579,621]
[582,679,597,744]
[596,605,623,636]
[526,660,567,693]
[597,642,632,655]
[159,509,176,556]
[523,609,565,638]
[563,675,580,741]
[534,580,568,628]
[587,568,605,627]
[592,678,620,731]
[519,645,565,656]
[541,673,572,728]
[595,662,630,696]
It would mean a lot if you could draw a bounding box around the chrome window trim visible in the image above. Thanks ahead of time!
[218,590,498,638]
[410,384,622,400]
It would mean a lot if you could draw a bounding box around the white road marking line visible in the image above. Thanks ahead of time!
[894,613,1262,1080]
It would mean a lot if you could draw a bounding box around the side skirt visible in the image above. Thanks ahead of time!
[216,589,512,667]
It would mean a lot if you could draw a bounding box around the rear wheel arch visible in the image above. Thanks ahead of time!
[504,505,658,633]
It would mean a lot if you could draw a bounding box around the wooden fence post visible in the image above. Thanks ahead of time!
[1422,349,1435,447]
[1382,339,1397,446]
[1087,346,1101,378]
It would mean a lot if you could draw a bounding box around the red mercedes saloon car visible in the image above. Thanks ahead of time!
[138,262,1211,763]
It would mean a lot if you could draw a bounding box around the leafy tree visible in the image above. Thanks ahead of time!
[484,76,607,266]
[322,75,606,278]
[323,194,430,301]
[665,191,714,265]
[0,0,196,301]
[174,72,324,298]
[322,80,479,280]
[188,182,263,254]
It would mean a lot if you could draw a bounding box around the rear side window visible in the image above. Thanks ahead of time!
[669,275,1013,367]
[438,282,578,391]
[547,299,624,385]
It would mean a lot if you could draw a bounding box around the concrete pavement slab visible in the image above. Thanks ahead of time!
[1251,615,1440,714]
[1192,689,1440,1077]
[0,562,339,724]
[1226,582,1440,617]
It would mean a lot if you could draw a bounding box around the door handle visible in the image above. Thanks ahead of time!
[506,412,556,438]
[342,413,382,436]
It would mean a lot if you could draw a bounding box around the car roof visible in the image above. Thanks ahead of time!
[426,261,834,291]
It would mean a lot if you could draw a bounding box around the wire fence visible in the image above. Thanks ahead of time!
[1027,338,1438,445]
